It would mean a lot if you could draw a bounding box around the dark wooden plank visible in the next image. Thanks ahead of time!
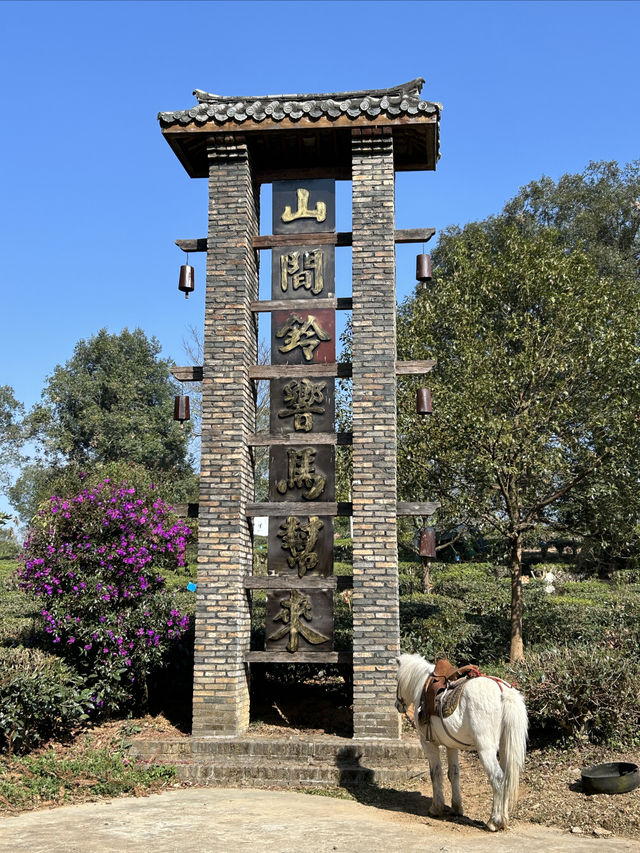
[248,432,352,447]
[243,575,337,589]
[176,229,435,253]
[171,365,203,382]
[396,360,437,375]
[397,501,441,516]
[244,651,352,664]
[173,503,200,519]
[246,502,353,517]
[249,363,352,379]
[251,297,352,312]
[175,238,208,253]
[244,575,353,591]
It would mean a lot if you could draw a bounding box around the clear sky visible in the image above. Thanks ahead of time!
[1,0,639,516]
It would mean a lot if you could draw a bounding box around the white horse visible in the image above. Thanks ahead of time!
[396,653,528,831]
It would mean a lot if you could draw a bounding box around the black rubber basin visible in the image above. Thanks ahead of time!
[581,762,640,794]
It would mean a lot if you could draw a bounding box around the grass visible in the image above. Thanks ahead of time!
[0,726,178,814]
[0,558,41,645]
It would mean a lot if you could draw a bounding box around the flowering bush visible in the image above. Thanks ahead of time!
[18,478,192,712]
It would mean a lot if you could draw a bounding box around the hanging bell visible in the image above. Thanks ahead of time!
[416,253,432,282]
[419,527,437,559]
[178,264,195,299]
[416,387,433,415]
[173,395,191,425]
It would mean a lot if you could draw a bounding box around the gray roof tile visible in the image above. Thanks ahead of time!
[158,78,439,128]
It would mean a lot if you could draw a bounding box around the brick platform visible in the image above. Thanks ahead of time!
[129,735,426,788]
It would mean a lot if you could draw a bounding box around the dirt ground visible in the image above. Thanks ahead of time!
[2,714,639,843]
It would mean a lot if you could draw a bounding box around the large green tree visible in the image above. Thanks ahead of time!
[397,220,640,661]
[0,385,24,496]
[12,329,195,520]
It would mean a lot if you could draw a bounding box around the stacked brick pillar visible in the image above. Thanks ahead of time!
[192,136,259,737]
[351,128,401,739]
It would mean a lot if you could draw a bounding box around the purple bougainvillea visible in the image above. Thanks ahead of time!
[18,479,191,711]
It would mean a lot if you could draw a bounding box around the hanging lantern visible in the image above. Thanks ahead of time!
[419,527,436,559]
[173,395,191,426]
[416,387,433,415]
[416,253,432,282]
[178,264,195,298]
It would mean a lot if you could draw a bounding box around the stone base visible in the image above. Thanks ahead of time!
[128,735,426,788]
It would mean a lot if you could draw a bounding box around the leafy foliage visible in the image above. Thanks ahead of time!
[503,646,640,746]
[0,385,25,496]
[18,477,192,712]
[0,648,92,756]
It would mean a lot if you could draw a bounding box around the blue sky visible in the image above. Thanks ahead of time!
[1,0,639,516]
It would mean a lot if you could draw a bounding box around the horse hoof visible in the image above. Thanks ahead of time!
[452,804,464,816]
[428,806,444,818]
[486,821,498,833]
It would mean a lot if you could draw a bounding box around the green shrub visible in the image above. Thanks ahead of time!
[502,646,640,746]
[0,648,93,756]
[400,592,478,661]
[523,580,640,652]
[334,538,353,563]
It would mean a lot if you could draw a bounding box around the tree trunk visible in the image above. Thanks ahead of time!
[509,533,524,662]
[422,558,432,593]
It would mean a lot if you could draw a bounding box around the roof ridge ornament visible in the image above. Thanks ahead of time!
[192,78,426,105]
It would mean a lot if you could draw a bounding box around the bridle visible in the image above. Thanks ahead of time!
[395,685,413,725]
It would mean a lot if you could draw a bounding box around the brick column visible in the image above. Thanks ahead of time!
[192,135,259,737]
[350,128,401,740]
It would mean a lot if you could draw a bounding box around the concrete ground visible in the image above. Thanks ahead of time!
[1,788,639,853]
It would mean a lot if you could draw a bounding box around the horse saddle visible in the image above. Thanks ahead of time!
[417,658,481,725]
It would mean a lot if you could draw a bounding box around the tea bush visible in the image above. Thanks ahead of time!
[502,645,640,746]
[18,478,192,712]
[0,648,92,756]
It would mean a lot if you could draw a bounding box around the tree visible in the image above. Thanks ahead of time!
[11,329,196,520]
[504,160,640,280]
[397,220,640,661]
[0,385,24,496]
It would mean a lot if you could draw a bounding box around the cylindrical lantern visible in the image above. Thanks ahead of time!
[178,264,195,298]
[416,253,432,282]
[419,527,436,559]
[173,395,191,424]
[416,387,433,415]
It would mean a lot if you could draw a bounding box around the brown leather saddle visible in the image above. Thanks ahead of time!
[417,658,481,725]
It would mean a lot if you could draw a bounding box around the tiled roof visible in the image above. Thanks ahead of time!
[158,78,439,127]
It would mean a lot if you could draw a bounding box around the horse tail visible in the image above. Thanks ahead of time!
[499,687,528,814]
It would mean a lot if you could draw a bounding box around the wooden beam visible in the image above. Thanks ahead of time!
[176,228,435,253]
[173,362,433,381]
[396,360,437,375]
[173,503,200,519]
[171,366,203,382]
[249,363,352,379]
[244,651,352,664]
[246,502,353,517]
[396,501,441,516]
[250,297,353,312]
[178,501,438,518]
[243,575,343,590]
[248,432,352,446]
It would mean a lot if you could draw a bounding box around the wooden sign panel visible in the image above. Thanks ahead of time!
[271,309,335,365]
[269,377,335,435]
[267,515,334,577]
[265,589,334,653]
[271,246,335,300]
[272,180,336,235]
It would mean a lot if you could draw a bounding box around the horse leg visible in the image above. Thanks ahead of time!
[446,747,463,815]
[423,740,446,816]
[476,747,505,831]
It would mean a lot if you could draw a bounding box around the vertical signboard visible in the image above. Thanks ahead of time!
[266,180,336,655]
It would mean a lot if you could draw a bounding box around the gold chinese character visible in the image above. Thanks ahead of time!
[281,188,326,224]
[278,378,326,432]
[268,590,329,653]
[276,447,326,501]
[278,515,324,577]
[276,313,331,362]
[280,250,324,295]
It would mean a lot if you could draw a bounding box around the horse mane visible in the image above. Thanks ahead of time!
[397,652,435,708]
